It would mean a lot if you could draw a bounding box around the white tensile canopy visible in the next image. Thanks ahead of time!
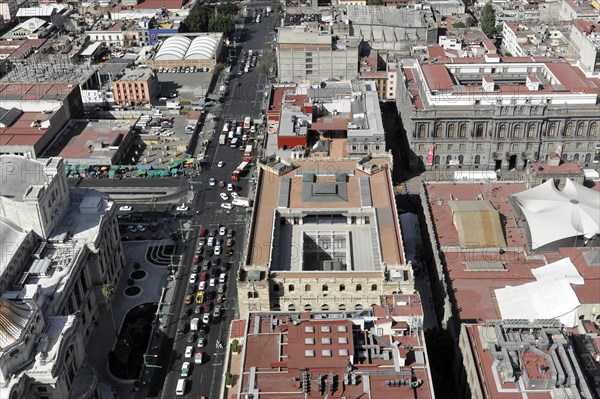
[531,257,584,285]
[512,179,600,249]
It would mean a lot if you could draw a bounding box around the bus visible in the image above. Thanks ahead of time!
[230,137,239,147]
[231,160,250,181]
[244,144,253,157]
[243,116,252,129]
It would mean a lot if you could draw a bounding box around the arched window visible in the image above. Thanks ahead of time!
[434,123,443,138]
[339,284,345,292]
[548,123,556,136]
[576,122,584,136]
[288,284,295,292]
[476,123,484,137]
[574,153,580,161]
[446,155,452,165]
[273,284,280,292]
[459,124,467,138]
[338,304,346,311]
[434,155,440,165]
[304,284,311,292]
[448,123,456,138]
[304,304,312,311]
[498,124,506,138]
[371,284,378,291]
[288,304,296,311]
[253,292,259,298]
[458,155,464,164]
[248,291,253,298]
[322,284,328,292]
[565,122,573,136]
[321,304,329,311]
[589,122,597,136]
[474,155,481,165]
[527,124,536,138]
[354,304,363,311]
[418,124,426,138]
[356,284,362,291]
[514,124,522,138]
[585,153,591,163]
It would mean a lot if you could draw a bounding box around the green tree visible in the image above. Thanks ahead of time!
[218,2,238,16]
[481,3,497,38]
[102,283,118,338]
[184,5,211,32]
[453,21,466,28]
[208,14,235,35]
[466,16,478,27]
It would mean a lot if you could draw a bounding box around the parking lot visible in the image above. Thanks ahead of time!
[157,71,214,101]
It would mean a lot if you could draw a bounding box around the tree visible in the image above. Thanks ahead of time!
[480,3,497,38]
[102,283,118,338]
[453,21,466,28]
[218,2,238,16]
[466,16,478,27]
[366,0,382,4]
[184,5,211,32]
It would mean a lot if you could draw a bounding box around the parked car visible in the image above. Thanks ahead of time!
[202,313,210,324]
[209,178,216,186]
[221,203,233,210]
[187,333,197,343]
[219,226,227,236]
[220,193,229,201]
[226,239,234,247]
[217,161,224,167]
[214,246,222,256]
[197,337,207,348]
[184,294,193,305]
[198,281,206,291]
[189,274,197,284]
[181,362,190,377]
[200,272,208,281]
[119,206,132,211]
[195,291,205,304]
[194,350,204,364]
[209,229,217,237]
[209,278,216,287]
[184,346,193,358]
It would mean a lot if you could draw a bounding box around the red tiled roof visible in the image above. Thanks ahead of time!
[421,63,454,91]
[529,161,583,175]
[0,112,51,147]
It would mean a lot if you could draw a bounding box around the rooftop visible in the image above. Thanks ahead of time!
[236,308,434,399]
[0,83,76,101]
[118,67,154,81]
[0,218,29,274]
[250,158,404,272]
[0,111,53,149]
[0,156,55,202]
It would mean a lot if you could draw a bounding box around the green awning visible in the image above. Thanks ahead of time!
[136,169,147,176]
[110,165,120,171]
[170,168,179,175]
[108,170,117,178]
[168,159,185,169]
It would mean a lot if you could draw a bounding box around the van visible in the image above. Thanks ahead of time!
[190,317,199,331]
[176,379,187,396]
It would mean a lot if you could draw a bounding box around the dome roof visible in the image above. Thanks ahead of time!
[154,36,192,60]
[0,298,32,350]
[154,35,218,61]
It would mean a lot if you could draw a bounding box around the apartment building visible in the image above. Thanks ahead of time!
[569,19,600,73]
[396,56,600,172]
[112,67,158,106]
[276,26,359,83]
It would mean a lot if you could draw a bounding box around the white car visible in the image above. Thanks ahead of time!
[160,131,174,137]
[194,351,204,364]
[189,274,197,284]
[198,281,207,291]
[231,192,239,199]
[207,237,214,247]
[219,226,227,236]
[119,206,132,211]
[219,273,227,283]
[227,183,234,192]
[202,313,210,324]
[221,203,233,210]
[137,225,146,232]
[176,204,189,212]
[209,278,216,287]
[220,193,229,201]
[184,346,193,358]
[214,246,221,256]
[127,225,137,232]
[217,161,224,167]
[209,178,216,186]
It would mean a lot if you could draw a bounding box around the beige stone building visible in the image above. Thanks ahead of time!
[237,156,413,317]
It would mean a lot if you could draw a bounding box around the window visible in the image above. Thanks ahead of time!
[371,284,378,291]
[304,304,312,311]
[446,155,452,165]
[476,123,484,137]
[526,143,534,151]
[589,122,597,136]
[434,123,443,138]
[338,304,346,310]
[497,143,504,151]
[321,304,330,311]
[248,291,253,298]
[498,124,506,138]
[474,155,481,165]
[527,124,536,138]
[448,123,456,138]
[339,284,345,292]
[322,284,328,292]
[435,144,442,151]
[576,123,584,136]
[459,144,466,151]
[418,124,426,138]
[355,304,363,310]
[288,304,296,311]
[305,284,311,292]
[566,122,573,136]
[514,124,522,138]
[459,124,467,138]
[447,144,453,150]
[288,284,295,292]
[476,144,483,151]
[356,284,362,291]
[418,144,425,151]
[273,284,280,292]
[548,123,556,136]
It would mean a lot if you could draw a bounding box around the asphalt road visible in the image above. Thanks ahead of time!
[156,6,274,399]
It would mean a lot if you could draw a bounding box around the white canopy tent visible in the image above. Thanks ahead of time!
[512,179,600,249]
[495,279,580,327]
[531,257,584,285]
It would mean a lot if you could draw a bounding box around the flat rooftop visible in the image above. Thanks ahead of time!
[118,67,154,82]
[237,309,434,399]
[250,159,404,271]
[277,26,332,45]
[0,83,75,101]
[42,119,132,162]
[0,112,52,148]
[425,182,600,323]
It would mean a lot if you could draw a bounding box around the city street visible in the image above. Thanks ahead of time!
[150,5,275,398]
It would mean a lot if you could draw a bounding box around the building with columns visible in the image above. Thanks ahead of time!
[0,156,125,399]
[396,56,600,172]
[237,156,413,318]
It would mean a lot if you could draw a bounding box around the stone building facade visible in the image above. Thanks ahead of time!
[396,57,600,172]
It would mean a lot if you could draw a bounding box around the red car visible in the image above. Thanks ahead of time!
[235,81,241,87]
[198,227,207,237]
[193,256,201,263]
[200,272,208,281]
[203,301,212,312]
[225,249,234,257]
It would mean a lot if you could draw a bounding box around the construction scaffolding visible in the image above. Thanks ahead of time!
[1,55,97,84]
